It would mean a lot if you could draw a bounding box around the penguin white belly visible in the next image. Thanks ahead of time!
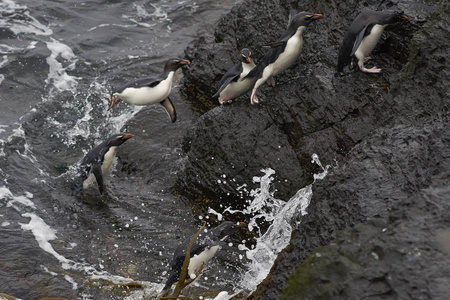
[355,24,387,59]
[119,73,174,106]
[188,245,221,277]
[101,146,118,175]
[257,27,304,87]
[271,34,303,77]
[220,79,253,100]
[82,173,96,190]
[219,62,256,102]
[82,147,118,190]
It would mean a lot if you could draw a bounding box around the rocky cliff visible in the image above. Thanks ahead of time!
[176,0,449,298]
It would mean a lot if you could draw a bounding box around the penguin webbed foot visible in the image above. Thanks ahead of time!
[108,95,121,111]
[361,66,382,73]
[266,77,276,87]
[364,56,372,62]
[250,88,259,105]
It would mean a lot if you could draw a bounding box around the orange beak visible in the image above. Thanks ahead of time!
[313,13,324,20]
[123,133,134,140]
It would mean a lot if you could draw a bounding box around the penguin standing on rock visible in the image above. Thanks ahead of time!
[108,58,190,123]
[212,48,256,105]
[337,9,410,73]
[162,221,247,292]
[72,133,133,195]
[245,11,324,105]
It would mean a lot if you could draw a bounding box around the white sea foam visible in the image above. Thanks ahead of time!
[45,38,79,92]
[1,185,35,209]
[0,55,8,68]
[1,185,163,297]
[20,212,71,264]
[0,0,52,36]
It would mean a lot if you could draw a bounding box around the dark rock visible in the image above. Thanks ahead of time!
[176,0,448,298]
[279,121,450,299]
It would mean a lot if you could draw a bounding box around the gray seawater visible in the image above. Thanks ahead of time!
[0,1,328,299]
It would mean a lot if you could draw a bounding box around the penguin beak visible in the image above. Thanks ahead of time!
[123,133,134,140]
[246,57,252,63]
[312,13,324,20]
[238,222,247,228]
[108,95,121,111]
[401,15,410,21]
[180,59,190,65]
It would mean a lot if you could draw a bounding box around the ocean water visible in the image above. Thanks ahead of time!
[0,1,329,299]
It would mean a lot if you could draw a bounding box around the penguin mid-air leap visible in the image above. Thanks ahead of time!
[245,11,324,105]
[72,133,133,195]
[337,9,410,73]
[162,221,246,292]
[212,48,256,105]
[108,58,190,123]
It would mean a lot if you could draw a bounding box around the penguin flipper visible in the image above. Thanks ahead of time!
[351,24,372,56]
[262,41,286,49]
[160,97,177,123]
[213,63,243,98]
[92,163,104,195]
[288,9,298,26]
[212,74,240,98]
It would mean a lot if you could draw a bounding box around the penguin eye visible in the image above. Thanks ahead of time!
[305,15,313,20]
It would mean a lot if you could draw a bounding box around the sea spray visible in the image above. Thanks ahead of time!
[223,154,330,292]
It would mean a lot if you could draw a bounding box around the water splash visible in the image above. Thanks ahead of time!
[221,154,330,292]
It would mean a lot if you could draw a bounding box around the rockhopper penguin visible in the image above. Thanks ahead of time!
[72,133,133,195]
[108,58,190,122]
[212,48,256,105]
[162,221,246,291]
[245,11,324,105]
[337,9,410,73]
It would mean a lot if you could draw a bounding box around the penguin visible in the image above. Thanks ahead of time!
[108,58,190,123]
[162,221,246,291]
[212,48,256,105]
[244,11,324,105]
[337,9,410,73]
[72,133,133,195]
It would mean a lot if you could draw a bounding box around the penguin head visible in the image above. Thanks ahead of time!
[106,133,134,147]
[164,58,190,73]
[240,48,252,64]
[374,10,410,25]
[391,11,410,23]
[289,11,324,29]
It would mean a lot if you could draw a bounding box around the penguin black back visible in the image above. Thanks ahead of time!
[337,9,410,72]
[72,133,133,195]
[247,11,324,80]
[112,58,189,94]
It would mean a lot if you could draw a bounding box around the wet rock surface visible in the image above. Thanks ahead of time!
[279,118,450,300]
[176,0,449,298]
